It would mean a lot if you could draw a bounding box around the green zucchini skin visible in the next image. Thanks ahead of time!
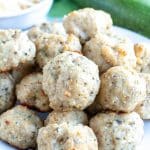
[73,0,150,38]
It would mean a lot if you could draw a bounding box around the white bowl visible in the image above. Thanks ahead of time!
[0,0,53,29]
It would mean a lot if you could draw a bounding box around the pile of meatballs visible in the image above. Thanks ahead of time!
[0,8,149,150]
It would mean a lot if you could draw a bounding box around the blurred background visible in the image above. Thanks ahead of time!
[49,0,150,38]
[0,0,149,37]
[48,0,79,18]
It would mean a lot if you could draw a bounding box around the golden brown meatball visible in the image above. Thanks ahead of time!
[16,73,50,112]
[83,32,136,73]
[43,52,100,111]
[37,123,98,150]
[0,105,43,149]
[35,33,81,68]
[97,66,146,112]
[63,8,112,43]
[90,112,144,150]
[0,30,35,72]
[28,22,66,42]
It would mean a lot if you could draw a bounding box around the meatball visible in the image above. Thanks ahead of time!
[97,66,146,112]
[134,43,150,73]
[16,73,50,112]
[63,8,112,43]
[45,110,88,126]
[43,52,100,111]
[0,30,36,72]
[37,123,98,150]
[135,73,150,119]
[83,32,136,73]
[0,105,43,149]
[35,33,81,68]
[0,73,15,113]
[28,22,67,42]
[90,112,144,150]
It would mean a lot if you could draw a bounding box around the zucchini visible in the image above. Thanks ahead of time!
[73,0,150,38]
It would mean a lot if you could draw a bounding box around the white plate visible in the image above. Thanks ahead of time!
[0,26,149,149]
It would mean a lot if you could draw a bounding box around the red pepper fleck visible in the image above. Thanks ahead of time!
[5,120,10,125]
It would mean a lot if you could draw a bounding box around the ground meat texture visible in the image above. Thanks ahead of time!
[97,66,146,112]
[135,73,150,119]
[43,52,100,111]
[134,43,150,73]
[28,22,67,42]
[0,30,36,72]
[0,73,15,114]
[83,32,136,73]
[90,112,144,150]
[45,110,88,126]
[63,8,112,43]
[37,123,98,150]
[0,105,43,149]
[35,33,81,68]
[16,73,50,112]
